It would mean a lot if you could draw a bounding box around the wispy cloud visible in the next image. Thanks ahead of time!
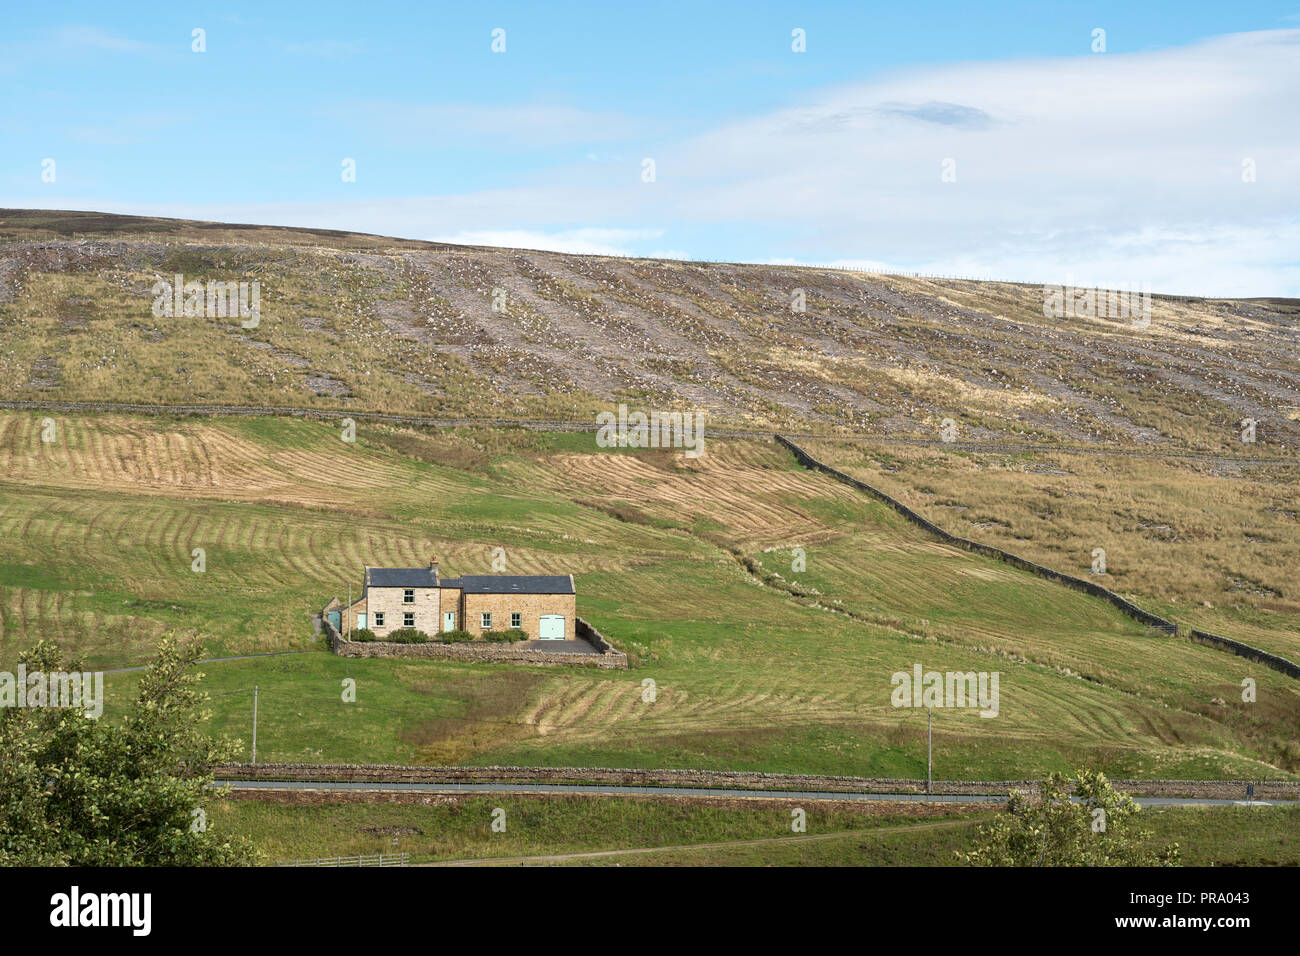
[874,101,995,128]
[19,28,1300,295]
[646,27,1300,294]
[324,100,652,147]
[430,227,664,255]
[55,25,154,53]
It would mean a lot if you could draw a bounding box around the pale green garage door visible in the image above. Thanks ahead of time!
[539,615,565,640]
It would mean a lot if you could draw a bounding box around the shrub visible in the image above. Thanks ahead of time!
[483,628,528,643]
[0,636,258,865]
[958,770,1180,867]
[351,628,377,643]
[440,629,474,643]
[385,627,428,644]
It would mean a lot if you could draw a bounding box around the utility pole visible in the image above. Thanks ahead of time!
[252,685,259,766]
[926,706,932,795]
[347,581,352,638]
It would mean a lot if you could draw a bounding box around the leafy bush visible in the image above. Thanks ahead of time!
[484,628,530,643]
[385,627,428,644]
[958,770,1180,867]
[351,628,377,643]
[0,636,258,865]
[440,629,474,643]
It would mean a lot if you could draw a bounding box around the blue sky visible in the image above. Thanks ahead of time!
[3,2,1299,294]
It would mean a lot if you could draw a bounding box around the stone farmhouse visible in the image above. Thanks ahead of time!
[326,558,576,641]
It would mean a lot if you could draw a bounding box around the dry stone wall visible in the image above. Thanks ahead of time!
[775,436,1300,681]
[213,762,1300,801]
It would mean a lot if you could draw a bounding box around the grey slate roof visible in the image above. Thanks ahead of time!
[367,567,438,588]
[457,574,574,595]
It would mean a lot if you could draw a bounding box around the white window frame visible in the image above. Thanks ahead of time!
[481,612,492,629]
[511,612,521,629]
[403,612,415,627]
[403,589,415,604]
[373,612,385,627]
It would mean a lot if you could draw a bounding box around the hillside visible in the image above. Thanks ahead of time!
[2,412,1296,780]
[2,209,1298,450]
[801,438,1300,663]
[1,209,1297,784]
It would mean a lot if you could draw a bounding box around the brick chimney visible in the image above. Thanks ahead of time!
[429,556,439,576]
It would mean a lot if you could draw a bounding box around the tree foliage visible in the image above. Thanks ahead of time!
[959,769,1180,866]
[0,636,258,866]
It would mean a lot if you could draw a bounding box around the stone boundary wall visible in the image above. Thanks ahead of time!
[211,762,1300,801]
[1186,628,1300,679]
[775,435,1300,681]
[2,399,1290,466]
[576,617,618,654]
[323,613,627,669]
[0,399,765,439]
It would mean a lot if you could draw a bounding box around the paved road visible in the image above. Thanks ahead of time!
[218,778,1292,808]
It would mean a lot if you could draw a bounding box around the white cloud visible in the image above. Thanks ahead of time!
[649,29,1300,295]
[15,29,1299,295]
[764,256,903,273]
[429,227,664,256]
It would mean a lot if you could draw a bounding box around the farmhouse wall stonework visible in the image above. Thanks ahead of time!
[463,591,576,639]
[367,584,439,636]
[321,613,626,669]
[440,587,462,630]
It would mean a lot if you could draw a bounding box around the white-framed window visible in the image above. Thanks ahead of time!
[403,589,414,604]
[373,612,385,627]
[403,612,415,627]
[511,612,521,629]
[481,612,492,629]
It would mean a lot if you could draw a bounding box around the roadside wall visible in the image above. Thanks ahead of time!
[212,762,1300,801]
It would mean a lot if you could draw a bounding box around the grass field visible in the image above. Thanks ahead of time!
[213,795,1300,866]
[4,411,1298,780]
[802,438,1300,662]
